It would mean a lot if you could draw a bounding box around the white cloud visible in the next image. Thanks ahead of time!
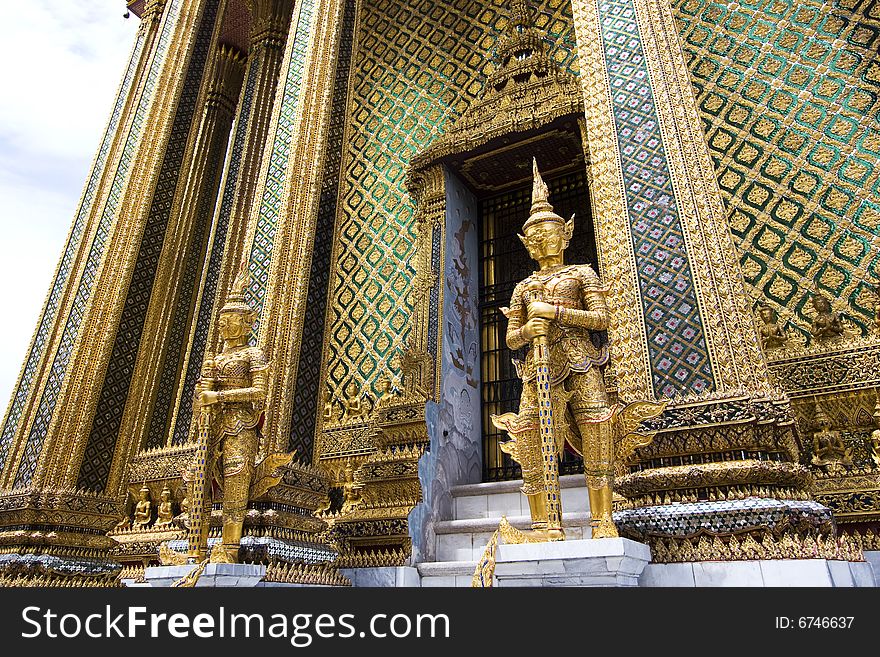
[0,2,139,412]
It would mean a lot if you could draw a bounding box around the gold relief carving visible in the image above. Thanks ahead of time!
[810,404,852,474]
[616,460,812,498]
[0,572,122,588]
[757,303,789,351]
[646,531,863,564]
[331,547,408,569]
[264,561,351,586]
[767,338,880,397]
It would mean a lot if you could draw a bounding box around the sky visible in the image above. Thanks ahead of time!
[0,2,139,411]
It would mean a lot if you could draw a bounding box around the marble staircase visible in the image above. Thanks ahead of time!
[417,474,591,587]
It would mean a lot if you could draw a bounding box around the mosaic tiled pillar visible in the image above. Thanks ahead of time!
[228,0,346,458]
[130,43,246,454]
[168,0,294,447]
[0,0,165,485]
[573,0,773,403]
[572,0,829,557]
[0,0,222,500]
[0,0,228,580]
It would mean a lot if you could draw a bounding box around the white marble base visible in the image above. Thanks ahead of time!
[493,538,651,587]
[862,551,880,586]
[144,563,267,587]
[340,566,421,587]
[640,559,875,587]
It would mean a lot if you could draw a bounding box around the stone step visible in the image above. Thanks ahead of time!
[417,560,478,588]
[435,513,592,561]
[450,474,590,521]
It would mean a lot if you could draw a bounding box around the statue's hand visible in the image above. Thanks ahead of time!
[527,300,556,320]
[198,390,219,406]
[521,318,550,341]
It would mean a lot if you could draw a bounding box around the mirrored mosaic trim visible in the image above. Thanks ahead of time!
[245,0,317,334]
[598,0,715,397]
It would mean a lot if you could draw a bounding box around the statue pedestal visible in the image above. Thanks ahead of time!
[340,566,421,587]
[144,563,267,587]
[640,559,875,587]
[493,538,650,587]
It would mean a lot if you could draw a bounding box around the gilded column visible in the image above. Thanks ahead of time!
[0,0,227,583]
[0,1,167,482]
[257,0,354,459]
[194,0,336,459]
[0,0,222,497]
[121,43,246,460]
[166,0,294,448]
[571,0,835,559]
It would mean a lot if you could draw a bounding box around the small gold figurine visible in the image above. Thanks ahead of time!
[132,485,152,529]
[322,388,337,424]
[155,486,175,527]
[757,303,788,350]
[344,382,366,420]
[491,159,664,540]
[810,292,844,342]
[810,405,851,474]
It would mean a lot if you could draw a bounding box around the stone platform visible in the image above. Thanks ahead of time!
[144,563,267,587]
[640,559,874,587]
[493,538,651,587]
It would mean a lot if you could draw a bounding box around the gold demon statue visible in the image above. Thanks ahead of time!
[187,266,291,563]
[492,160,664,540]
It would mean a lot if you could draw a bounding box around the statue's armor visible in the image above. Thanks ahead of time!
[203,343,268,559]
[507,263,609,395]
[213,345,268,440]
[503,263,614,494]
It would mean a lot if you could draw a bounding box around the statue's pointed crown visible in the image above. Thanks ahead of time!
[523,158,565,231]
[814,403,832,427]
[220,263,254,315]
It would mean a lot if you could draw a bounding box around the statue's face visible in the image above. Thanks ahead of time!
[218,311,250,341]
[759,307,775,323]
[812,296,830,313]
[523,221,566,261]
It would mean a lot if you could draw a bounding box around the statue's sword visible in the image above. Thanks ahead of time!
[187,357,215,562]
[524,279,563,534]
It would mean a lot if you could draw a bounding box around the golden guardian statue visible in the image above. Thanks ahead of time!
[491,160,664,540]
[186,266,291,563]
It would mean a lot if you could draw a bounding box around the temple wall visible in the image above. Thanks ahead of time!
[316,0,579,452]
[674,0,880,342]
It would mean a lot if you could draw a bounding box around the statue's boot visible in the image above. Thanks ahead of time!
[214,518,243,563]
[526,492,564,541]
[587,484,618,539]
[582,417,618,539]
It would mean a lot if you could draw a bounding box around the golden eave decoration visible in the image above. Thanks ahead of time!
[408,0,583,176]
